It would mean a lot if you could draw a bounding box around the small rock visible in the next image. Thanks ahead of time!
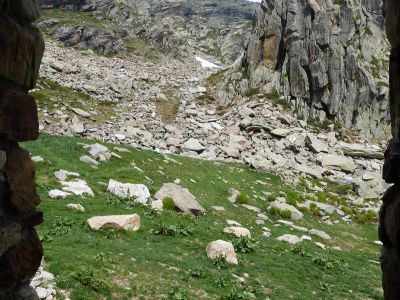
[223,226,251,238]
[49,189,71,199]
[309,229,331,240]
[80,155,99,166]
[277,234,302,245]
[31,156,44,163]
[67,203,85,212]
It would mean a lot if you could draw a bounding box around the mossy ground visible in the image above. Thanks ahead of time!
[22,134,383,299]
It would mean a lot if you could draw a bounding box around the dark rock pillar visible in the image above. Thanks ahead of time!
[0,1,45,299]
[381,1,400,299]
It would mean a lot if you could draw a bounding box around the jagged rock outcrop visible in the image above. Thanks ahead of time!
[216,0,390,139]
[38,0,258,63]
[0,1,44,299]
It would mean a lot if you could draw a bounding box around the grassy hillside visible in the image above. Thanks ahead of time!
[23,134,383,299]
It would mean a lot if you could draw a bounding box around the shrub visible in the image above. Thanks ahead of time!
[72,269,111,292]
[280,209,293,219]
[236,193,250,204]
[354,210,378,224]
[152,223,194,236]
[162,197,176,210]
[267,194,276,202]
[232,237,257,253]
[270,207,292,219]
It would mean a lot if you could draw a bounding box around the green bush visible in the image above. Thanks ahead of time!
[267,194,276,202]
[280,209,293,219]
[163,197,176,210]
[236,193,250,204]
[354,210,378,224]
[72,269,111,292]
[232,237,257,253]
[270,207,292,219]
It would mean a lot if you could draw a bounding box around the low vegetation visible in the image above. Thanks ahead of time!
[22,134,383,299]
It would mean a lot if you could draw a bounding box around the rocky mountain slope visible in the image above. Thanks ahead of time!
[38,0,259,64]
[214,0,390,139]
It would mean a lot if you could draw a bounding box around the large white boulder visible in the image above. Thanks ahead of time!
[107,179,150,204]
[206,240,238,265]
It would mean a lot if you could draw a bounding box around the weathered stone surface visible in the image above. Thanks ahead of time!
[206,240,238,265]
[336,142,384,159]
[4,144,40,212]
[320,154,356,173]
[217,0,390,139]
[154,183,205,216]
[0,90,39,142]
[0,18,44,89]
[223,226,251,238]
[87,214,141,231]
[107,179,151,204]
[0,223,22,257]
[0,229,43,294]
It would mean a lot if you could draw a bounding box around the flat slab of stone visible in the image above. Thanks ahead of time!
[61,179,94,197]
[206,240,238,265]
[336,142,384,159]
[320,154,356,173]
[223,226,251,238]
[49,189,71,199]
[154,183,205,216]
[277,234,303,245]
[87,214,140,231]
[107,179,150,204]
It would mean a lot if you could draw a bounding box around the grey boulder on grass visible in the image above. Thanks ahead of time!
[154,183,205,216]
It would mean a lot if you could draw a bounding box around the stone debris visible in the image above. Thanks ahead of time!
[31,264,56,300]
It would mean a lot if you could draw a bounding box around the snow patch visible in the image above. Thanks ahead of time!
[195,56,221,69]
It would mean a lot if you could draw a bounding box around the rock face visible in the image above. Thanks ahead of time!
[0,1,44,298]
[39,0,258,64]
[380,1,400,298]
[217,0,390,139]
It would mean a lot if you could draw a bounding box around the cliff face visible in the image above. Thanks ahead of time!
[217,0,390,139]
[38,0,258,64]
